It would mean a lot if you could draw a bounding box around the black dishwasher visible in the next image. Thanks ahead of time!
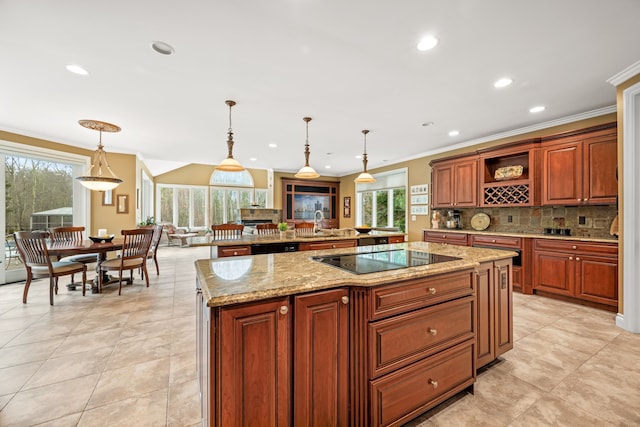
[251,242,299,254]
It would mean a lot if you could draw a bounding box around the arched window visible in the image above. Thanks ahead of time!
[209,170,267,224]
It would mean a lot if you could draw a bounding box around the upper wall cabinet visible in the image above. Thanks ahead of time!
[478,140,541,207]
[281,178,339,228]
[430,155,478,208]
[541,124,617,206]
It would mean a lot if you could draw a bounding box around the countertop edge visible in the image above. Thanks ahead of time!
[423,228,617,243]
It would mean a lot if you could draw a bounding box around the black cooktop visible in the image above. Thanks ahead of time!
[311,249,461,274]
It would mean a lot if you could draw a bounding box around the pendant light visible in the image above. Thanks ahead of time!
[215,100,245,172]
[354,129,376,183]
[76,120,124,191]
[295,117,320,179]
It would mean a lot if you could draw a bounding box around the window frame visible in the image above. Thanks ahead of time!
[355,168,407,231]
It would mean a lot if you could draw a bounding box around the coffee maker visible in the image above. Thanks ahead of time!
[446,210,461,229]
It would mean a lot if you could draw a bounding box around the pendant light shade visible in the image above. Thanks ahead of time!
[215,100,245,172]
[76,120,124,191]
[354,129,376,183]
[295,117,320,179]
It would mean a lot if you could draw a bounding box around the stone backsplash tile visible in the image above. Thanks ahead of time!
[433,205,617,239]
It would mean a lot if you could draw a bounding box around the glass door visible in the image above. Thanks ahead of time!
[1,142,89,284]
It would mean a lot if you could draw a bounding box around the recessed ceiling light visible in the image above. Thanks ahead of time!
[422,121,435,127]
[494,77,512,88]
[151,41,175,55]
[249,157,257,162]
[529,105,546,113]
[325,165,331,169]
[417,36,439,51]
[268,143,278,148]
[66,64,88,75]
[448,130,460,137]
[355,154,362,160]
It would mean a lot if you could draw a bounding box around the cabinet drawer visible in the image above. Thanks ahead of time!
[298,239,357,251]
[534,239,617,256]
[422,231,468,245]
[369,296,474,378]
[470,235,521,249]
[369,270,474,320]
[370,340,475,427]
[218,245,252,257]
[388,236,405,244]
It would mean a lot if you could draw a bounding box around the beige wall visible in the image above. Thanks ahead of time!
[156,164,269,188]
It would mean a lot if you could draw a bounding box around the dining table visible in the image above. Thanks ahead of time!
[47,237,128,294]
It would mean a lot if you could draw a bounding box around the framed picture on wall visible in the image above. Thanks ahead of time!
[343,196,351,218]
[102,189,114,206]
[116,194,129,214]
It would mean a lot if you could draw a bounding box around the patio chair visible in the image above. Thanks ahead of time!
[13,231,87,305]
[98,228,154,295]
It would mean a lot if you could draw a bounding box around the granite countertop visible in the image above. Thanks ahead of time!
[195,241,517,307]
[423,228,618,244]
[189,229,405,247]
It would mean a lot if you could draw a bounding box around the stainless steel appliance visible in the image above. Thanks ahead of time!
[446,210,461,229]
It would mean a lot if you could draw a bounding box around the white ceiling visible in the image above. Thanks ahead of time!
[1,0,639,177]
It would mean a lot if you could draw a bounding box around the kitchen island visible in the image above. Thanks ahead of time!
[195,242,516,427]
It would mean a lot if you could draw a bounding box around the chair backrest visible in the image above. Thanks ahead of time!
[120,228,154,261]
[295,222,315,235]
[49,226,85,242]
[211,224,244,239]
[256,223,278,235]
[13,231,52,268]
[149,224,163,253]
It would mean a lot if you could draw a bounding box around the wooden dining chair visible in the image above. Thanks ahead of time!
[143,224,163,278]
[256,223,278,235]
[49,226,97,287]
[98,228,154,295]
[13,231,87,305]
[211,224,244,239]
[295,222,315,235]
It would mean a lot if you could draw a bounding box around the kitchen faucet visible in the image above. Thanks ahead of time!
[314,210,324,233]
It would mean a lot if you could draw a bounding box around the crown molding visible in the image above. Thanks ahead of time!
[607,59,640,86]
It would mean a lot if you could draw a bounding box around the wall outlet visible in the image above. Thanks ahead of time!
[507,215,513,223]
[578,216,586,225]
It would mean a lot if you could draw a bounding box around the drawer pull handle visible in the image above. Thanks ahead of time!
[584,198,588,202]
[279,306,289,315]
[572,245,577,250]
[332,244,336,248]
[492,239,496,243]
[341,296,349,305]
[233,251,238,256]
[569,256,573,260]
[427,328,437,336]
[428,379,438,389]
[576,257,580,261]
[428,287,436,295]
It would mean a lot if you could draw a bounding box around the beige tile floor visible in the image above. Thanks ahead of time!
[1,245,639,426]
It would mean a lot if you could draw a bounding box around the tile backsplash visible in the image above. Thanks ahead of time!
[432,205,618,239]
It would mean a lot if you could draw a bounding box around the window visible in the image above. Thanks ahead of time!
[356,169,407,232]
[209,170,267,225]
[141,170,153,221]
[157,184,208,230]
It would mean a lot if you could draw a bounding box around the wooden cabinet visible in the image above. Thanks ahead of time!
[541,124,617,205]
[475,260,513,369]
[282,178,340,228]
[430,156,478,208]
[478,141,541,207]
[294,289,349,426]
[199,289,349,426]
[533,239,618,308]
[350,268,480,427]
[298,239,357,251]
[217,245,251,257]
[422,230,468,246]
[469,234,523,293]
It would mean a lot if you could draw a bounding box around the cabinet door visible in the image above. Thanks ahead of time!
[533,250,575,296]
[583,136,618,204]
[453,160,477,207]
[298,240,357,251]
[494,259,513,357]
[542,142,582,205]
[219,298,291,427]
[294,289,349,427]
[576,255,618,306]
[475,262,495,368]
[432,164,454,208]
